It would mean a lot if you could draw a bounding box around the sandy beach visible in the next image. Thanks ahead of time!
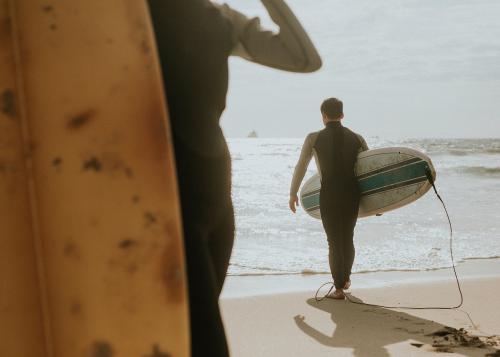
[221,258,500,356]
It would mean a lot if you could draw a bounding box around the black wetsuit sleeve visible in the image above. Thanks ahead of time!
[356,134,369,152]
[290,133,315,197]
[216,0,322,73]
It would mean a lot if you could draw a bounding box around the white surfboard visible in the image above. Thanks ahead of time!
[300,147,436,219]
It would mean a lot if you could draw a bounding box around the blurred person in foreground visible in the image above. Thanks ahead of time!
[289,98,368,299]
[147,0,322,355]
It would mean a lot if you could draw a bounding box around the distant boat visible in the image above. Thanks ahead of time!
[247,130,258,138]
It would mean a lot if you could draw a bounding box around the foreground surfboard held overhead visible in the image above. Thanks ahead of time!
[300,147,436,219]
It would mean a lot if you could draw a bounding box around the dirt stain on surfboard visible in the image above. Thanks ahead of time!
[91,341,113,357]
[141,39,151,54]
[52,157,62,167]
[1,89,16,119]
[81,152,134,178]
[145,344,171,357]
[109,237,146,275]
[160,219,185,303]
[70,301,82,316]
[67,109,96,130]
[40,5,58,31]
[83,156,102,172]
[63,241,81,260]
[41,5,54,13]
[119,239,138,249]
[52,157,63,172]
[144,211,157,227]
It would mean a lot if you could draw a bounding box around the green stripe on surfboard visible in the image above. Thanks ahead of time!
[358,160,428,193]
[302,194,319,211]
[302,159,429,211]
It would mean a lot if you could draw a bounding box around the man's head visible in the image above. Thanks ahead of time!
[320,97,344,124]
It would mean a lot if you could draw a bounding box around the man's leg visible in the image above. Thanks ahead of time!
[183,221,230,357]
[174,139,233,356]
[208,203,235,296]
[342,203,359,285]
[321,205,347,290]
[342,218,355,285]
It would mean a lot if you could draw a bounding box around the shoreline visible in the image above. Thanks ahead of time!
[221,256,500,299]
[221,258,500,356]
[227,255,500,278]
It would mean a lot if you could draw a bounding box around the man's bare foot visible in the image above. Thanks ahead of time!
[344,280,351,290]
[327,288,345,300]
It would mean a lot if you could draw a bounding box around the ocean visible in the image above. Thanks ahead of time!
[226,138,500,276]
[215,0,500,275]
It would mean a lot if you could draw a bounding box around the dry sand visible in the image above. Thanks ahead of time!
[221,258,500,356]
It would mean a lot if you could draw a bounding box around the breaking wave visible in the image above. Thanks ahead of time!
[454,166,500,176]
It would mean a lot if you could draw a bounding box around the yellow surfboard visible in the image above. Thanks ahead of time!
[0,1,189,356]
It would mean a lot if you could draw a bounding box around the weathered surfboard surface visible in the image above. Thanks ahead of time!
[356,147,436,217]
[0,1,47,355]
[300,147,436,219]
[1,1,189,356]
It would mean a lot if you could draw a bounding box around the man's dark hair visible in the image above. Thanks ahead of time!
[320,98,343,119]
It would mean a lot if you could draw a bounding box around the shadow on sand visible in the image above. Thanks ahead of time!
[294,294,498,357]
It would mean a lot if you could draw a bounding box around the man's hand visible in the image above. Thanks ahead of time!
[289,195,299,213]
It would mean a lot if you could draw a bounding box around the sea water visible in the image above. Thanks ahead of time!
[227,138,500,276]
[217,0,500,275]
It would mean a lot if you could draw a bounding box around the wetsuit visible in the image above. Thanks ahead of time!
[147,1,321,355]
[290,121,368,289]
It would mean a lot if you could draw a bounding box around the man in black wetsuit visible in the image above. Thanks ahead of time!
[289,98,368,299]
[147,0,321,355]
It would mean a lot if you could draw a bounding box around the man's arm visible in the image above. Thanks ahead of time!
[356,134,369,152]
[289,134,314,212]
[215,0,322,73]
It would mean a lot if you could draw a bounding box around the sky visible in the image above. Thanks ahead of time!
[217,0,500,139]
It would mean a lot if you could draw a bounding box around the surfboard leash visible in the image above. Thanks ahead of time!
[315,165,464,310]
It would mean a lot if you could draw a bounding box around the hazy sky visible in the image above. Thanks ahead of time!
[218,0,500,138]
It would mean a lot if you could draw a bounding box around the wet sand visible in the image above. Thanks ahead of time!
[221,258,500,356]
